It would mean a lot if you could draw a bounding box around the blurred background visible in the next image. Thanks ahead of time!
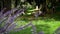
[0,0,60,34]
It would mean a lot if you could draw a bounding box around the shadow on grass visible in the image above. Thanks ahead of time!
[52,6,60,21]
[53,14,60,21]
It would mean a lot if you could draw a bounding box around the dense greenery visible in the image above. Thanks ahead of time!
[0,0,60,34]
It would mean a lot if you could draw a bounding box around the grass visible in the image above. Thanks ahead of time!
[9,13,60,34]
[10,5,60,34]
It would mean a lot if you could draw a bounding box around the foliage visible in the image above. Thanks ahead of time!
[0,0,60,34]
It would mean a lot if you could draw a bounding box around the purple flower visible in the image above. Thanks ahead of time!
[0,8,6,15]
[0,8,6,18]
[0,17,7,24]
[0,7,18,19]
[0,8,40,34]
[6,23,16,32]
[14,9,25,16]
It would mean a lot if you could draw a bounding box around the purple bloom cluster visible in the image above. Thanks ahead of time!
[0,8,25,34]
[0,8,45,34]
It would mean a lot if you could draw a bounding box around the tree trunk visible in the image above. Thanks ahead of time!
[3,0,11,10]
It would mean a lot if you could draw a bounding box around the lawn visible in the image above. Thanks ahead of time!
[8,6,60,34]
[9,13,60,34]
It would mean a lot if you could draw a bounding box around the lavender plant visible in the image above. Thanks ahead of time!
[0,8,18,18]
[0,17,8,24]
[0,8,6,18]
[0,7,45,34]
[0,8,6,15]
[0,8,26,34]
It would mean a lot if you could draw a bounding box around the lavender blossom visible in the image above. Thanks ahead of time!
[0,17,7,24]
[0,23,16,34]
[0,8,6,16]
[0,8,19,34]
[3,9,25,29]
[14,9,25,16]
[0,8,18,18]
[0,8,6,18]
[5,23,16,32]
[0,7,40,34]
